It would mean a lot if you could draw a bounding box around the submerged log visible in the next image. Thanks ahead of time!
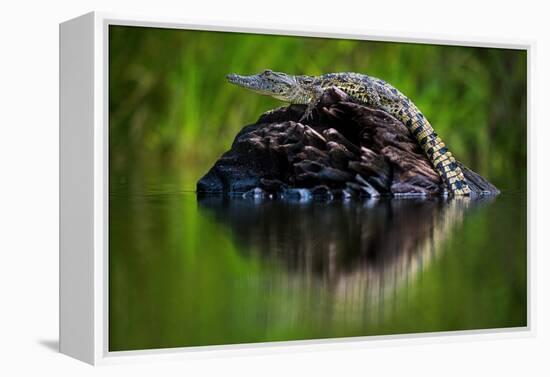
[197,88,499,198]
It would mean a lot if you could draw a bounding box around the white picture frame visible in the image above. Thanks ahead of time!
[59,11,533,365]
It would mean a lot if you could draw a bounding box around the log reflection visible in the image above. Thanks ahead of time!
[197,196,485,319]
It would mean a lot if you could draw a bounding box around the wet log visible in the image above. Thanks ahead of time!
[197,88,499,198]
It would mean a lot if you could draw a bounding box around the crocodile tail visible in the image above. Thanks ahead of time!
[400,107,471,195]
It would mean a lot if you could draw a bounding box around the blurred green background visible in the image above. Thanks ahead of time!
[109,26,527,192]
[108,26,527,351]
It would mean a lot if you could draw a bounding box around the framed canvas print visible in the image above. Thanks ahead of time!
[59,12,531,365]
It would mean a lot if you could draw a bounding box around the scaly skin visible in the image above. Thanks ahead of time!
[227,70,471,195]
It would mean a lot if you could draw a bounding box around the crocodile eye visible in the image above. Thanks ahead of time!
[263,69,273,76]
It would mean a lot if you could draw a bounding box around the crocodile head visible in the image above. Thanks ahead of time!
[227,70,312,104]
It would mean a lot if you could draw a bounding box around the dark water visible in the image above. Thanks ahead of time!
[109,183,527,351]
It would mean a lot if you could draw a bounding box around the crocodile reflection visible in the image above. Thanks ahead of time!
[198,197,480,299]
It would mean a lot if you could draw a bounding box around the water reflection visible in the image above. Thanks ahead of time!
[110,187,525,350]
[198,196,484,305]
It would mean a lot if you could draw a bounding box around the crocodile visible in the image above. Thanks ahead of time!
[226,70,471,196]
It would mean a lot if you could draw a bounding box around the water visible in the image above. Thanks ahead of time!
[109,181,527,351]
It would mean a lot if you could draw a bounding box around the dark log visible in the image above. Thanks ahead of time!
[197,88,499,198]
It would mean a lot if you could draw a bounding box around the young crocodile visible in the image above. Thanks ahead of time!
[227,70,471,196]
